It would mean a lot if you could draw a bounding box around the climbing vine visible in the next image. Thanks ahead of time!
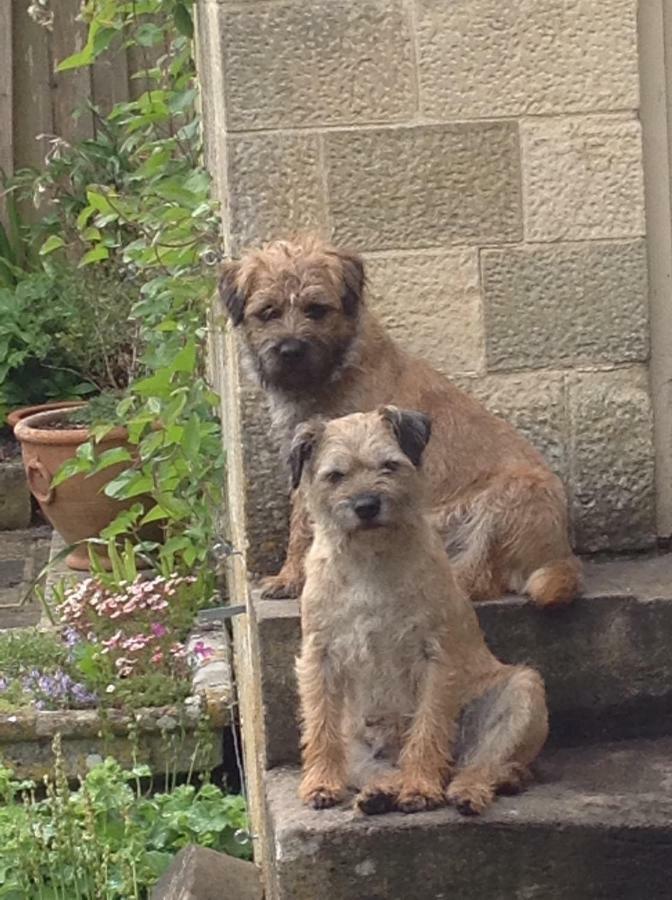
[25,0,226,593]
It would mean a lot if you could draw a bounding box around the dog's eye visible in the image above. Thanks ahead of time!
[381,460,400,473]
[324,470,345,485]
[305,304,329,321]
[257,306,280,322]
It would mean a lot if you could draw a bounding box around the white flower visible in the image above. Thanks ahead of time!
[105,684,116,694]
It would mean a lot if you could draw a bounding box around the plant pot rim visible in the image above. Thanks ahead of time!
[6,400,86,430]
[14,407,128,446]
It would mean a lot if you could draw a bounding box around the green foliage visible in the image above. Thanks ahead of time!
[0,629,68,680]
[0,749,250,898]
[0,185,40,287]
[36,0,226,586]
[0,265,140,422]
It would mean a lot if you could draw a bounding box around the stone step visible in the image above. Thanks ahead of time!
[252,554,672,768]
[263,736,672,900]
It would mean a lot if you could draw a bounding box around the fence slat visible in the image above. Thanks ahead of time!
[50,0,94,143]
[11,0,53,174]
[0,0,12,225]
[92,33,130,120]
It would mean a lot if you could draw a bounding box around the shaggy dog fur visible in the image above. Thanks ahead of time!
[219,236,582,607]
[294,407,549,816]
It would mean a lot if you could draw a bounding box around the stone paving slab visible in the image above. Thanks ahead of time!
[0,527,52,629]
[264,736,672,900]
[250,553,672,768]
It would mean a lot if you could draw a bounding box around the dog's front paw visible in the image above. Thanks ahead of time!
[260,572,304,600]
[445,780,493,816]
[355,786,398,816]
[299,779,346,810]
[396,780,445,814]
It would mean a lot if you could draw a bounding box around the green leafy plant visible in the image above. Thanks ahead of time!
[0,744,250,899]
[26,0,226,588]
[0,265,140,423]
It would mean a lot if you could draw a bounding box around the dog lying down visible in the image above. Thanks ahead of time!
[294,407,549,816]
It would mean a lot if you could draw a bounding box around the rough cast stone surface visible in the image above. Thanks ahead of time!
[457,372,567,481]
[0,460,31,530]
[227,133,327,253]
[482,240,649,371]
[521,116,646,242]
[365,250,484,376]
[220,0,414,131]
[151,845,262,900]
[326,122,522,250]
[252,555,672,767]
[239,382,289,578]
[569,367,656,552]
[415,0,639,119]
[264,737,672,900]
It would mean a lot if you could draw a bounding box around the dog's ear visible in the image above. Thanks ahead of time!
[380,406,432,467]
[218,260,246,326]
[288,418,326,490]
[338,249,365,317]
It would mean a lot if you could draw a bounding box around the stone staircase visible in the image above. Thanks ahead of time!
[237,555,672,899]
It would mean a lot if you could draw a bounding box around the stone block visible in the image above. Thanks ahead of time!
[227,133,327,254]
[264,737,672,900]
[151,845,262,900]
[365,250,484,376]
[221,0,415,131]
[415,0,639,119]
[568,367,655,552]
[252,556,672,768]
[239,383,289,579]
[326,122,522,250]
[257,598,302,769]
[0,459,31,530]
[457,371,567,480]
[521,116,645,242]
[482,240,649,371]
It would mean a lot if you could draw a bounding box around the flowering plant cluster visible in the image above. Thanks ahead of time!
[56,573,213,706]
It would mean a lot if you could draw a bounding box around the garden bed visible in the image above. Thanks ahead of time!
[0,624,232,780]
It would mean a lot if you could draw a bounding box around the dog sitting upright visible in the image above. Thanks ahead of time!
[219,236,581,606]
[294,407,549,815]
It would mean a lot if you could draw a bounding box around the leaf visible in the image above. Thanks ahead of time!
[39,235,65,256]
[172,341,197,373]
[78,245,109,267]
[88,446,133,475]
[104,470,153,500]
[174,3,194,38]
[136,22,164,47]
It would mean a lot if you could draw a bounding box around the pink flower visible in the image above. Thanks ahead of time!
[151,622,168,638]
[192,641,214,660]
[151,650,164,664]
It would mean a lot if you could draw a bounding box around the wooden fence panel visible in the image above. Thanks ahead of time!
[50,0,94,143]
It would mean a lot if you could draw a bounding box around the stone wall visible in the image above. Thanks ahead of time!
[198,0,657,575]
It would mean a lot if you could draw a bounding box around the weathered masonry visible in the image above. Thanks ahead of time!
[198,0,672,893]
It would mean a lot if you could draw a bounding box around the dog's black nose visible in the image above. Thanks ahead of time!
[278,338,307,361]
[353,493,381,521]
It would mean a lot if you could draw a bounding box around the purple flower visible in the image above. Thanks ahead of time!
[70,682,97,708]
[63,627,81,648]
[0,677,7,693]
[150,622,168,639]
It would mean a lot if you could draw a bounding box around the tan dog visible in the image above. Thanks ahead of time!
[219,236,581,606]
[294,407,549,815]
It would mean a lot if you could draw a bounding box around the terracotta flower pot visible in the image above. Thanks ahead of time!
[6,400,85,430]
[14,407,140,571]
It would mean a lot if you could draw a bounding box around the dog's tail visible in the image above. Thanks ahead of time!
[524,557,582,608]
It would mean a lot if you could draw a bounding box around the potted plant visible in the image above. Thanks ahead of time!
[14,402,137,569]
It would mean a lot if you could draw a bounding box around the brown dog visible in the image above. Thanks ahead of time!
[219,236,582,606]
[294,407,549,815]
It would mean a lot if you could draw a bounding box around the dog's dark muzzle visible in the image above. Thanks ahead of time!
[352,493,382,523]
